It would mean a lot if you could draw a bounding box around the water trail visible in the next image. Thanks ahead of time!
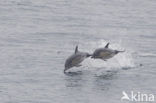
[138,53,156,57]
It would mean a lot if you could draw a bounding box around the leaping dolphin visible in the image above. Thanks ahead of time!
[64,45,91,73]
[91,43,125,61]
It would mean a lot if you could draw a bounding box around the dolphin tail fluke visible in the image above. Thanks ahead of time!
[115,50,125,54]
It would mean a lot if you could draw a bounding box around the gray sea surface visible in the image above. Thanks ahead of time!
[0,0,156,103]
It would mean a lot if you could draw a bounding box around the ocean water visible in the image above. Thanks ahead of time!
[0,0,156,103]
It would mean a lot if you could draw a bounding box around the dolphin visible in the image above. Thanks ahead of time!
[64,45,91,73]
[91,43,125,61]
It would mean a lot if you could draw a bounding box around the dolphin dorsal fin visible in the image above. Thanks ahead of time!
[75,45,78,54]
[105,43,109,48]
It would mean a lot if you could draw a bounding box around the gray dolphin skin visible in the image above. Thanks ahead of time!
[64,46,91,73]
[91,43,125,61]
